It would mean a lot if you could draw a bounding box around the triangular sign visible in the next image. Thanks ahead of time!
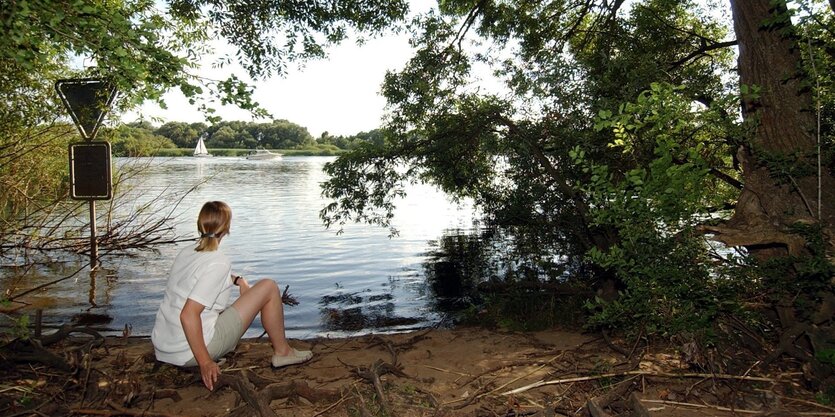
[55,79,116,140]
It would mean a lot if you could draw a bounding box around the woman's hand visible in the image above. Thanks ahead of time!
[198,359,221,391]
[234,275,251,294]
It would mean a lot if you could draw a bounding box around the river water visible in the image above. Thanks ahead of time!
[14,156,477,339]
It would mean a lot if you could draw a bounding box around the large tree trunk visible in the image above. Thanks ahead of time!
[708,0,835,258]
[722,1,835,390]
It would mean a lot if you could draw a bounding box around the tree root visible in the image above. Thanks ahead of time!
[351,359,405,416]
[764,303,835,386]
[1,338,74,371]
[585,376,637,417]
[1,323,105,372]
[215,372,341,417]
[698,224,807,257]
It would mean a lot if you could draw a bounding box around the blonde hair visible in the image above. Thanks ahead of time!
[195,201,232,252]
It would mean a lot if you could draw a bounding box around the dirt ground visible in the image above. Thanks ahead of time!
[2,325,833,417]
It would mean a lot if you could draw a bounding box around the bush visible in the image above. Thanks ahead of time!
[576,83,744,340]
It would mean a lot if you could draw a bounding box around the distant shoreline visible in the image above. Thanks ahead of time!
[132,148,349,157]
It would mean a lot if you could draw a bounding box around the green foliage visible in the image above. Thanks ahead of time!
[109,124,176,157]
[0,0,408,256]
[817,349,835,366]
[321,138,411,235]
[757,223,835,321]
[319,129,386,150]
[575,82,742,338]
[321,4,746,332]
[1,0,197,109]
[1,314,31,342]
[200,119,315,149]
[0,124,75,221]
[817,378,835,406]
[155,122,208,148]
[1,0,409,117]
[168,0,409,79]
[135,118,370,154]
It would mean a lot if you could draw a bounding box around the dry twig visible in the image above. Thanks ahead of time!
[502,370,780,395]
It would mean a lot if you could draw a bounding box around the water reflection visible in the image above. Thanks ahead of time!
[318,291,422,331]
[423,229,494,312]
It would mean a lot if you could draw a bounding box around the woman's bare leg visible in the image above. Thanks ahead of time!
[231,279,293,356]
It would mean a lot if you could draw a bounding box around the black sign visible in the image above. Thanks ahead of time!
[69,142,112,200]
[55,79,116,140]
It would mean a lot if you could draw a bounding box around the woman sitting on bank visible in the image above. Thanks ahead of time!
[151,201,312,391]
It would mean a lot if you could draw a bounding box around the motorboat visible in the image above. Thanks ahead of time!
[246,149,282,160]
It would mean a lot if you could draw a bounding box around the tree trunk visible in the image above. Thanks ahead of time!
[712,0,835,258]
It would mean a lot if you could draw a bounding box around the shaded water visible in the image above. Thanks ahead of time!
[6,157,478,339]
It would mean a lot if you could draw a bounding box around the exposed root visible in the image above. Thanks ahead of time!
[698,224,807,257]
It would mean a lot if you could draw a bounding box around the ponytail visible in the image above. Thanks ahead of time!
[195,201,232,252]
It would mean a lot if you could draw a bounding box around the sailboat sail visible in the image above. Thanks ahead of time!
[193,137,211,157]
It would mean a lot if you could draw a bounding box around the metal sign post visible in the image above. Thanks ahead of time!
[55,79,116,268]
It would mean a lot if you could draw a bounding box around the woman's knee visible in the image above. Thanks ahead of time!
[254,279,280,297]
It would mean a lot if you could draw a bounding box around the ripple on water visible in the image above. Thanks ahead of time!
[15,156,476,339]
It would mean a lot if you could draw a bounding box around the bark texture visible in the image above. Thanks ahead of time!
[720,0,835,257]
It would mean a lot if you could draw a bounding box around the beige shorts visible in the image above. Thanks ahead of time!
[184,306,244,367]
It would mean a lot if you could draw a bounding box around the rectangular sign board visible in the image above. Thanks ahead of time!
[69,141,112,200]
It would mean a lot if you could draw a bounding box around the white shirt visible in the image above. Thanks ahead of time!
[151,244,232,366]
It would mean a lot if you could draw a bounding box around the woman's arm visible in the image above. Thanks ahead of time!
[233,274,251,294]
[180,299,219,390]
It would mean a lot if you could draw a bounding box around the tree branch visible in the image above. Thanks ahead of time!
[668,40,738,69]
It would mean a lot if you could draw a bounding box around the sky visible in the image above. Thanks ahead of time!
[125,1,435,138]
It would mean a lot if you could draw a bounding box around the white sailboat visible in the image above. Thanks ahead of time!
[193,136,212,157]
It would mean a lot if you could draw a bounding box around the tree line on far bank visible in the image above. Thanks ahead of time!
[110,119,385,156]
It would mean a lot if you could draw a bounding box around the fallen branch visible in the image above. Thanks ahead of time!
[40,323,104,347]
[469,354,566,402]
[422,364,473,378]
[458,353,565,388]
[502,370,780,395]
